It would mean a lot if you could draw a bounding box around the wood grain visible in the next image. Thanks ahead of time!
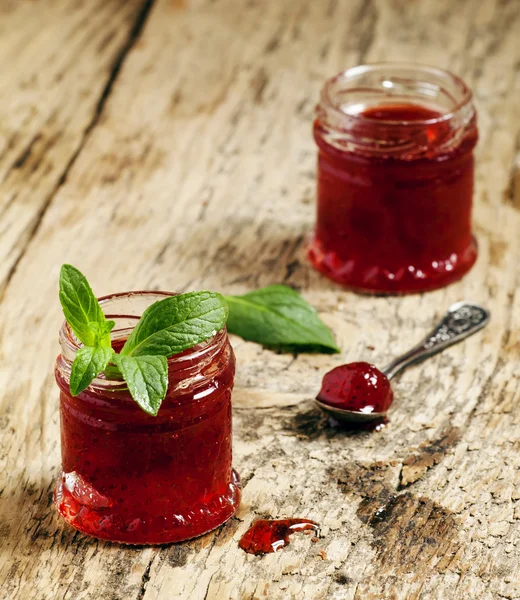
[0,0,152,291]
[0,0,519,598]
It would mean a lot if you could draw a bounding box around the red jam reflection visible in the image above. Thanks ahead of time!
[54,303,241,545]
[239,519,319,555]
[362,104,442,122]
[317,362,393,415]
[309,102,478,294]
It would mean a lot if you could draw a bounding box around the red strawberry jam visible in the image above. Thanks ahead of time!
[239,519,319,555]
[317,362,393,415]
[54,292,241,545]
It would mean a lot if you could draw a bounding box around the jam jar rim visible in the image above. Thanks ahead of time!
[319,62,474,127]
[57,290,229,392]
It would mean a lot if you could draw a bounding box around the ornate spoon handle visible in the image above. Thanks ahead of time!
[382,302,490,380]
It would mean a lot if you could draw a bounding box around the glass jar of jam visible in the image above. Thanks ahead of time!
[308,63,478,294]
[54,292,241,545]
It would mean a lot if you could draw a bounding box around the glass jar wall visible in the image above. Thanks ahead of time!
[54,292,240,545]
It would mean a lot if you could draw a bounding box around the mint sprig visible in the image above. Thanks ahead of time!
[59,264,116,397]
[58,265,227,416]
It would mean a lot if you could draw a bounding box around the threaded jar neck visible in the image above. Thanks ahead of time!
[315,63,476,159]
[57,291,229,394]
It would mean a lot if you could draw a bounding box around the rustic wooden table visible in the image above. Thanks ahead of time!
[1,0,519,598]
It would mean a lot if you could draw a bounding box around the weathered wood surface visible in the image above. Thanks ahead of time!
[0,0,153,291]
[0,0,519,598]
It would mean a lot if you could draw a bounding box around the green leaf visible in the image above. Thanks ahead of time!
[90,320,116,338]
[70,345,115,396]
[224,285,340,354]
[113,354,168,416]
[121,291,228,358]
[59,265,112,347]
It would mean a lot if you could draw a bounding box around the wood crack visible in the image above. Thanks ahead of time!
[1,0,157,297]
[136,553,157,600]
[506,130,520,210]
[355,0,378,63]
[202,574,214,600]
[11,133,42,170]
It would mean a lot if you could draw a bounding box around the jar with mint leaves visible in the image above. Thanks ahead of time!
[54,266,240,544]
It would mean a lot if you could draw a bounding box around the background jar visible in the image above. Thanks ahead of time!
[308,63,478,294]
[54,291,240,545]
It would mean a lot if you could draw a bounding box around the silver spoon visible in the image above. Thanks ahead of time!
[315,302,490,423]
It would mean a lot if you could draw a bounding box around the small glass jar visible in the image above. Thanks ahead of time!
[54,292,241,545]
[308,63,478,294]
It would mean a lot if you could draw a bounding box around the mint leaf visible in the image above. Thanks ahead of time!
[113,354,168,416]
[121,291,228,358]
[224,285,340,354]
[59,265,112,347]
[70,345,115,396]
[90,320,116,339]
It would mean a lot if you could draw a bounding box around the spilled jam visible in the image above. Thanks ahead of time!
[239,519,319,555]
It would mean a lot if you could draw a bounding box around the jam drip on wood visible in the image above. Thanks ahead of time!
[239,519,319,555]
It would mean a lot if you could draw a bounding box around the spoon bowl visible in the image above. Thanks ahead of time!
[315,399,386,423]
[315,302,490,423]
